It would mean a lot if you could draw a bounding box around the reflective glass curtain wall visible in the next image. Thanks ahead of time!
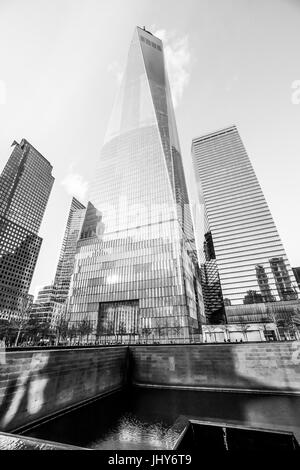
[54,197,86,303]
[67,27,205,343]
[192,126,299,322]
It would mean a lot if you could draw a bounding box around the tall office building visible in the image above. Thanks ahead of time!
[54,197,85,303]
[29,284,65,330]
[67,27,205,343]
[0,139,54,321]
[200,225,226,324]
[29,198,85,333]
[293,267,300,290]
[192,125,299,323]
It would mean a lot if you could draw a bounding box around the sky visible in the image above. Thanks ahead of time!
[0,0,300,298]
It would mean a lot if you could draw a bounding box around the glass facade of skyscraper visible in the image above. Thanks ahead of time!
[0,139,54,321]
[192,125,300,323]
[54,197,85,303]
[200,224,226,324]
[67,27,205,343]
[29,284,65,330]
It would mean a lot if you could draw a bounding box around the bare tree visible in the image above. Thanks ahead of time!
[172,325,182,342]
[239,324,251,341]
[141,327,152,344]
[78,318,93,343]
[55,318,69,345]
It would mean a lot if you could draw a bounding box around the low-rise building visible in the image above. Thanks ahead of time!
[202,323,280,343]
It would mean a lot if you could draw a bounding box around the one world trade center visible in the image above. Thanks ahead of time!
[67,27,206,343]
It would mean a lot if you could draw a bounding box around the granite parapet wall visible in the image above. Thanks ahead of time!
[0,346,128,432]
[129,342,300,394]
[1,342,300,433]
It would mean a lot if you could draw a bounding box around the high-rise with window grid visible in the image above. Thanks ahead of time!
[0,139,54,321]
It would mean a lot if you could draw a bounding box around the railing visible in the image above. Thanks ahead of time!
[2,337,298,352]
[0,431,88,450]
[173,419,300,451]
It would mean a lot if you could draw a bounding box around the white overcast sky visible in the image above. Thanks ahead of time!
[0,0,300,298]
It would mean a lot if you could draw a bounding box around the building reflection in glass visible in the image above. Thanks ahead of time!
[200,229,226,324]
[192,126,300,323]
[270,257,298,301]
[293,267,300,290]
[255,264,275,303]
[54,197,86,304]
[243,290,263,305]
[66,27,205,343]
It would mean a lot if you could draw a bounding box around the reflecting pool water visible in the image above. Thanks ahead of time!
[23,387,300,450]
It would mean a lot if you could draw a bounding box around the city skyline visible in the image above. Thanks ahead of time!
[1,2,300,453]
[0,0,300,298]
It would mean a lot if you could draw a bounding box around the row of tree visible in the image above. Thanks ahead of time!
[0,316,95,346]
[0,316,188,346]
